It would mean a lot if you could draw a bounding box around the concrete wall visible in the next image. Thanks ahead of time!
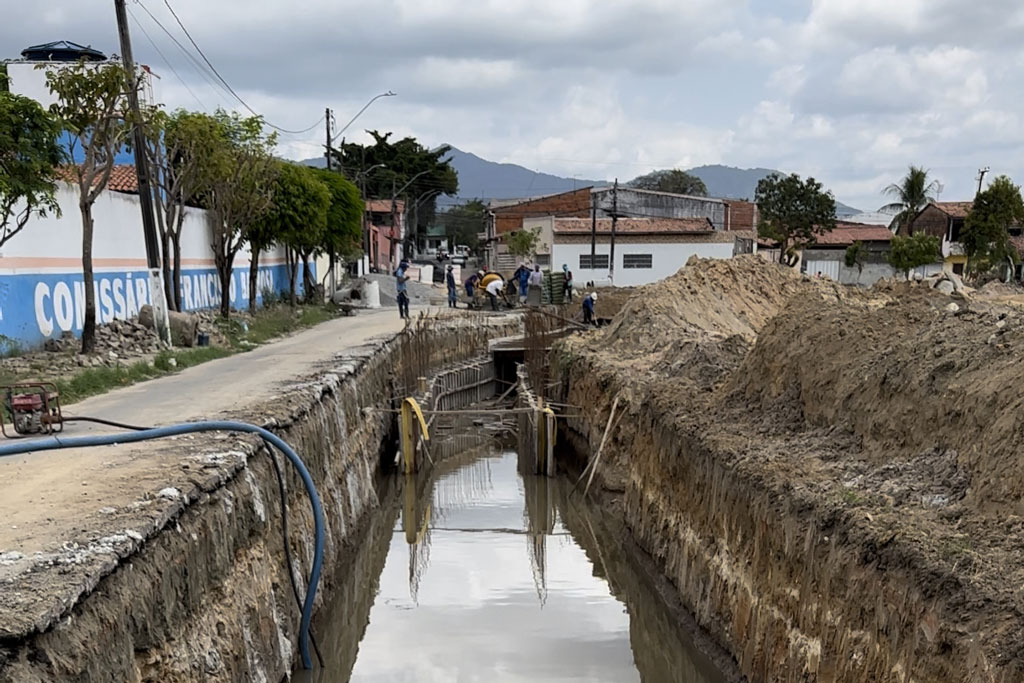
[804,249,942,286]
[552,236,734,287]
[593,188,728,230]
[2,184,296,348]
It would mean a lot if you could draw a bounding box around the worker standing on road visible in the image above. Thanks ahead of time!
[485,276,505,311]
[582,291,597,325]
[527,265,543,306]
[395,260,411,319]
[465,270,483,305]
[446,265,458,308]
[513,263,530,303]
[562,263,574,303]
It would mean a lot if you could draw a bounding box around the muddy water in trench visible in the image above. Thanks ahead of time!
[306,448,727,683]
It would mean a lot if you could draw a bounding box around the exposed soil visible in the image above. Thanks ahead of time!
[560,255,1024,681]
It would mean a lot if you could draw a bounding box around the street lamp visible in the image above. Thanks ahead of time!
[331,91,397,145]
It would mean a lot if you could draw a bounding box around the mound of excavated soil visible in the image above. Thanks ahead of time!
[561,255,1024,678]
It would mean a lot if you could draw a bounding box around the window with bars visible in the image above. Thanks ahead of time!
[579,254,609,269]
[622,253,653,269]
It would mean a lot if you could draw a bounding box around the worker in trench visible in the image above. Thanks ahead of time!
[394,259,411,319]
[582,291,597,325]
[527,265,543,306]
[465,270,483,306]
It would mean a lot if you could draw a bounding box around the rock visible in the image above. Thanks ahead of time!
[913,272,924,282]
[108,351,119,360]
[139,305,199,347]
[945,303,960,314]
[157,487,181,500]
[168,357,178,368]
[936,280,955,296]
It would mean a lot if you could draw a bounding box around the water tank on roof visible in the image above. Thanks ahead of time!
[20,41,107,62]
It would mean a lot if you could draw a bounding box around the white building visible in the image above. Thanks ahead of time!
[549,217,755,287]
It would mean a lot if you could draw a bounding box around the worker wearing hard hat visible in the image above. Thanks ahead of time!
[582,291,597,325]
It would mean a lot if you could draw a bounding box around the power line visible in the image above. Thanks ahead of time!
[157,0,323,135]
[126,5,207,111]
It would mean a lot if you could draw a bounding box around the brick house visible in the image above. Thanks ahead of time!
[905,202,972,275]
[365,199,405,273]
[801,222,901,285]
[484,188,592,269]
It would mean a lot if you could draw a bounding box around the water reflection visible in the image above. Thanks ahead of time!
[307,449,728,683]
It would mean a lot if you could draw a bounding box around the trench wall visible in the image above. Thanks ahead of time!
[555,351,993,683]
[0,315,518,683]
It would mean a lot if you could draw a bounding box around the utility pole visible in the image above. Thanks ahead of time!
[324,108,332,170]
[324,107,335,296]
[609,178,618,285]
[976,167,990,197]
[114,0,170,344]
[590,192,596,268]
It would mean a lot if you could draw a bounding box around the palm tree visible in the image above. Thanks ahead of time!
[881,166,940,234]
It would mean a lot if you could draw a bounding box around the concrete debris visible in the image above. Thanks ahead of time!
[157,487,181,501]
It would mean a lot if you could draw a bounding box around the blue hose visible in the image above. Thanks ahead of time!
[0,420,324,670]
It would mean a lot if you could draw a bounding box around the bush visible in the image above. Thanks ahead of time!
[260,285,280,307]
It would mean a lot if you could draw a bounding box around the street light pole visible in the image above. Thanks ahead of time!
[114,0,170,344]
[330,91,397,146]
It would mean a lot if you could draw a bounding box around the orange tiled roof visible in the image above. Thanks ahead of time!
[57,164,139,193]
[932,201,973,218]
[812,221,894,246]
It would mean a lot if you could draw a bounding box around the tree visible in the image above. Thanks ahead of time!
[881,165,940,234]
[331,131,458,246]
[0,81,62,250]
[270,164,330,306]
[310,167,362,263]
[755,173,836,263]
[505,227,540,260]
[962,175,1024,274]
[208,111,277,318]
[46,60,134,353]
[888,233,940,278]
[144,109,225,311]
[441,199,486,251]
[628,169,708,196]
[845,241,866,283]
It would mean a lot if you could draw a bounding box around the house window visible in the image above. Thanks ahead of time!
[949,219,964,242]
[953,262,965,276]
[580,254,609,269]
[623,253,653,269]
[534,254,551,266]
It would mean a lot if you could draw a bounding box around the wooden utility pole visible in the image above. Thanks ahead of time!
[976,167,990,197]
[113,0,170,343]
[324,107,332,171]
[609,178,618,285]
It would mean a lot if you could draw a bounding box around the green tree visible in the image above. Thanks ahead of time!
[628,169,708,196]
[881,165,940,234]
[888,233,940,277]
[755,173,836,263]
[441,199,486,251]
[258,162,330,307]
[0,82,62,250]
[311,167,363,262]
[144,109,225,311]
[962,175,1024,274]
[504,227,540,260]
[845,241,866,283]
[208,111,277,318]
[331,131,458,245]
[45,60,135,352]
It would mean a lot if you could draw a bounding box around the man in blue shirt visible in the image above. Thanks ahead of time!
[446,265,457,308]
[582,291,597,325]
[394,260,411,319]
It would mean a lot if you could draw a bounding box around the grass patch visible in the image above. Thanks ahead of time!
[216,305,336,349]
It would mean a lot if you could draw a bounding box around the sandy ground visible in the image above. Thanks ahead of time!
[0,308,413,640]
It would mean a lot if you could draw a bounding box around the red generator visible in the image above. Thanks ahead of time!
[2,383,63,438]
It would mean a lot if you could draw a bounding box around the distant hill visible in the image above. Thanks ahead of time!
[299,149,859,215]
[688,165,860,216]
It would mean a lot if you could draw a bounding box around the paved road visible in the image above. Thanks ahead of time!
[0,309,410,637]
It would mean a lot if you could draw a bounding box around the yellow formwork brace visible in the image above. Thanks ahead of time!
[401,397,429,473]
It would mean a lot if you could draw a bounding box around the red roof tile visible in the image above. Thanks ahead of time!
[553,217,714,234]
[365,199,404,213]
[58,164,139,193]
[812,221,894,246]
[932,201,973,218]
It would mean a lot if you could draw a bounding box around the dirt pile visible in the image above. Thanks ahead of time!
[557,255,1024,681]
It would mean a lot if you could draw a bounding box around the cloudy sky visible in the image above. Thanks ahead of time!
[5,0,1024,210]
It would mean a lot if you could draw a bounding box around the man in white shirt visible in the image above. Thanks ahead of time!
[485,277,505,311]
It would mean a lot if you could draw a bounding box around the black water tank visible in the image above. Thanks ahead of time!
[21,41,107,62]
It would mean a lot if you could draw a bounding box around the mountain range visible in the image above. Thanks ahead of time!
[301,147,860,215]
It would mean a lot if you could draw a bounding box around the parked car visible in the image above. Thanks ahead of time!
[451,253,467,266]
